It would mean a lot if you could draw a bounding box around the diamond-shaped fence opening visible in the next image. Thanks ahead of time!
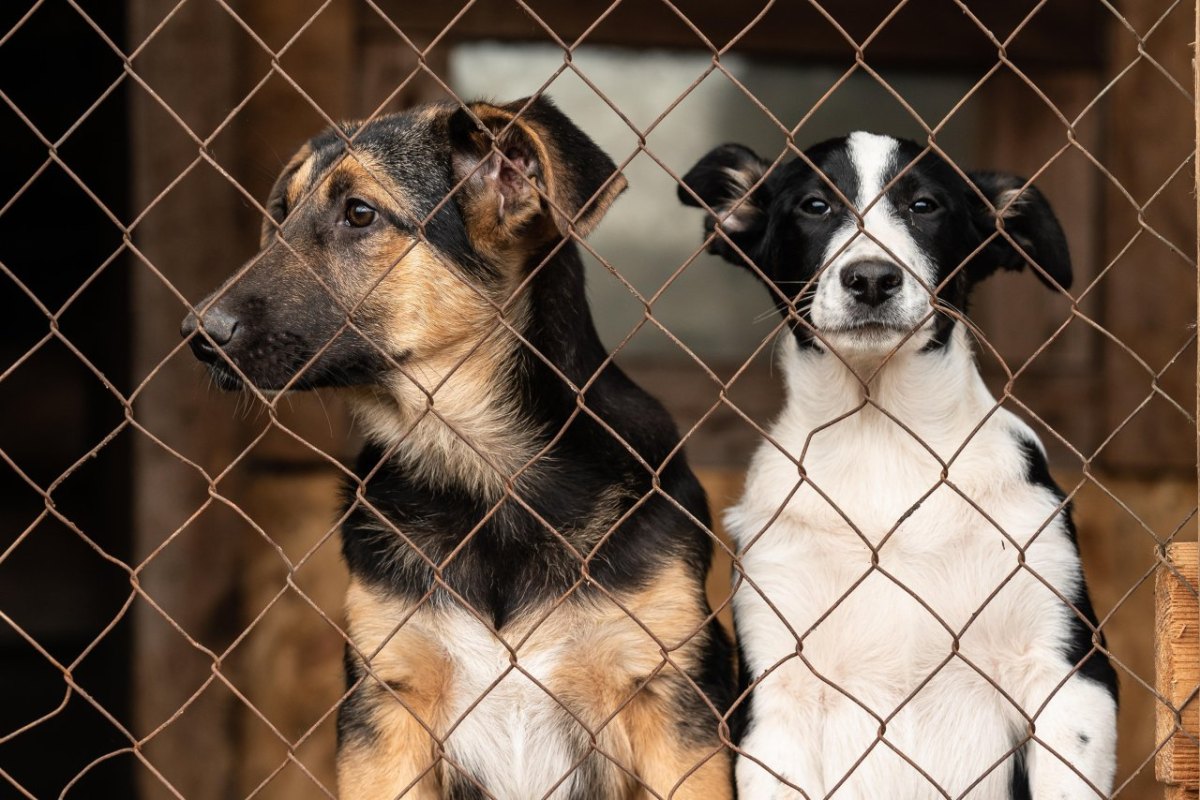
[0,0,1196,798]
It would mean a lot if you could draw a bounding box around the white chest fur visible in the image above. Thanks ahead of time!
[729,334,1113,799]
[435,614,585,800]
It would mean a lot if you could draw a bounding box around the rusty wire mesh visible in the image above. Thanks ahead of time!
[0,0,1197,798]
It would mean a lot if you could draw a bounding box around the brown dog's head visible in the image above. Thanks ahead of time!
[180,96,626,392]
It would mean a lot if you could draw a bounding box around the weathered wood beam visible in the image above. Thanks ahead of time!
[1157,542,1199,797]
[129,2,246,798]
[1099,0,1196,474]
[366,0,1105,70]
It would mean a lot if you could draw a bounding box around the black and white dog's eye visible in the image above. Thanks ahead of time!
[799,197,831,216]
[344,200,377,228]
[909,197,938,214]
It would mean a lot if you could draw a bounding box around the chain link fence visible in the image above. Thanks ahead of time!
[0,0,1197,798]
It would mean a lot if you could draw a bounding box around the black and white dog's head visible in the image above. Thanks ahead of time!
[679,132,1072,358]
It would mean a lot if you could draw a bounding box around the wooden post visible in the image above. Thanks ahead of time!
[1168,7,1200,798]
[129,2,247,798]
[1156,542,1199,800]
[1169,8,1200,800]
[1099,0,1197,474]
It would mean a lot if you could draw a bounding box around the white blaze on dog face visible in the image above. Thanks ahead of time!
[810,132,938,352]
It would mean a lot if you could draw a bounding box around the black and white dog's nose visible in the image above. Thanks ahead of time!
[181,305,239,362]
[841,260,903,307]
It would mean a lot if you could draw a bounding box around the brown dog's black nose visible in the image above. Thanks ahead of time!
[181,306,239,362]
[841,260,903,307]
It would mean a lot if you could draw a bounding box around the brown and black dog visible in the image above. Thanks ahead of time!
[181,97,734,799]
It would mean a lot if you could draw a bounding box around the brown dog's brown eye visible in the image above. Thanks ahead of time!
[344,200,376,228]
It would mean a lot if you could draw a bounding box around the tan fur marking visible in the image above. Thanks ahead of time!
[333,151,417,221]
[574,167,627,236]
[338,717,442,800]
[461,178,553,263]
[995,186,1028,219]
[348,232,535,495]
[710,165,762,233]
[259,144,313,247]
[626,698,732,800]
[607,691,733,800]
[414,105,443,123]
[345,581,452,708]
[545,563,731,799]
[457,102,626,249]
[339,581,448,800]
[540,133,627,238]
[452,114,556,262]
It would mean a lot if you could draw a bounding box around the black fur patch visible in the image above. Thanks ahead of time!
[1010,741,1031,800]
[730,639,754,746]
[445,773,488,800]
[337,644,377,748]
[1016,436,1118,702]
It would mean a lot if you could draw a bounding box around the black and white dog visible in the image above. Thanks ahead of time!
[680,133,1117,799]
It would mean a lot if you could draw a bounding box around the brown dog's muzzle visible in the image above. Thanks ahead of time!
[180,302,239,364]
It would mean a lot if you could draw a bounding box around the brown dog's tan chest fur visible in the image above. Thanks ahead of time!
[339,564,731,799]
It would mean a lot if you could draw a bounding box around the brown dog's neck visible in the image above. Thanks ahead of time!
[347,242,612,497]
[518,241,611,390]
[347,309,538,497]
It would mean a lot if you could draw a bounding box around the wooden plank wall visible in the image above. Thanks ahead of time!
[1099,0,1197,475]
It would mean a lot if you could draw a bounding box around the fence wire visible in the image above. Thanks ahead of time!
[0,0,1198,798]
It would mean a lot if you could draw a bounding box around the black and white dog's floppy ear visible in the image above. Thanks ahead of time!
[968,171,1072,291]
[678,144,772,271]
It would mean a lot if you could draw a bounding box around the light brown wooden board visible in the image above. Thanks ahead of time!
[1156,542,1199,789]
[1166,788,1199,800]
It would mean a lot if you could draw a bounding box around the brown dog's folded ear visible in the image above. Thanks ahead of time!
[968,171,1072,291]
[449,97,627,248]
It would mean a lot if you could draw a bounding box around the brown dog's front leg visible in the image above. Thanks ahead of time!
[338,582,457,799]
[336,679,443,800]
[624,691,734,800]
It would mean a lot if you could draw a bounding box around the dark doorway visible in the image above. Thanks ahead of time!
[0,1,134,796]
